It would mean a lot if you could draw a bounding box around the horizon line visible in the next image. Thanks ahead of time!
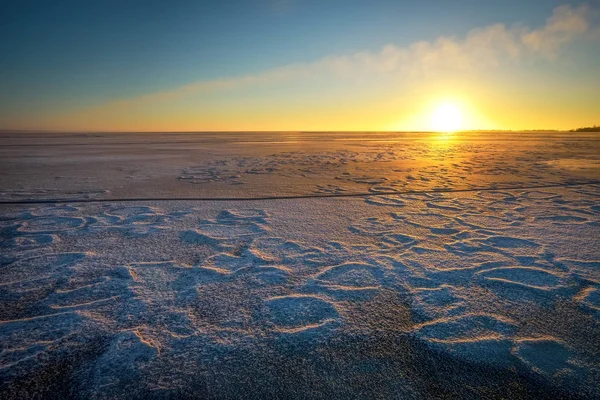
[1,129,597,134]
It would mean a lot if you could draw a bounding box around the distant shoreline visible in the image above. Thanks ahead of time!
[1,129,599,134]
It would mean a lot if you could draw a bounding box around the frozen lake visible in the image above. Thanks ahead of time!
[1,131,599,399]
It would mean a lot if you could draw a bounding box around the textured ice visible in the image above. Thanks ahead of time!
[1,132,600,398]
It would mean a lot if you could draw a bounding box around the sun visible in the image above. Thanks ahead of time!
[430,103,463,132]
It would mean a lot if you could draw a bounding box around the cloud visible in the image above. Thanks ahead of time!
[75,4,594,116]
[522,4,591,57]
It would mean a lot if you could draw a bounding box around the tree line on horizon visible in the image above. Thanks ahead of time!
[570,125,600,132]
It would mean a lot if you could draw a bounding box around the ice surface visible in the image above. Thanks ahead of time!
[1,132,599,399]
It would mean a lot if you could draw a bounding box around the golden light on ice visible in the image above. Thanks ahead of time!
[430,103,463,132]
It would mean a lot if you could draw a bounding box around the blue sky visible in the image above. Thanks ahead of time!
[1,0,598,130]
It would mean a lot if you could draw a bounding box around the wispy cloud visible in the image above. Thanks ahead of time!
[522,4,592,57]
[76,4,595,117]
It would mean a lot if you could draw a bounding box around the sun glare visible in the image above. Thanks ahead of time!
[430,103,463,132]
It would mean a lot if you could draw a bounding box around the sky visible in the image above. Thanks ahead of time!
[0,0,599,132]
